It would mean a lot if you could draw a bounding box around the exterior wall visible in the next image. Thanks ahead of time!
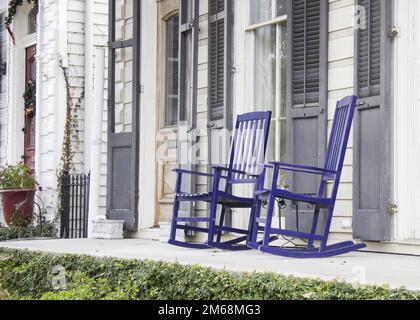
[327,0,355,240]
[0,0,108,220]
[65,0,108,220]
[67,0,86,172]
[1,0,420,251]
[0,0,68,218]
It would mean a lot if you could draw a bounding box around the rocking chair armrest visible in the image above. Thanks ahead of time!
[172,169,215,178]
[269,162,337,176]
[212,166,260,178]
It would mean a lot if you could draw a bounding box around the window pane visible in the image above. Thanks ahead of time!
[254,23,287,186]
[276,0,287,16]
[250,0,287,24]
[254,25,276,112]
[114,47,133,133]
[165,15,179,127]
[250,0,273,24]
[179,29,193,123]
[280,24,287,118]
[115,0,133,41]
[28,7,37,34]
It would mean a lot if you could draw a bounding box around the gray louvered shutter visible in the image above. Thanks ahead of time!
[286,0,328,233]
[107,0,141,231]
[208,0,233,226]
[353,0,393,241]
[208,0,233,164]
[208,0,228,123]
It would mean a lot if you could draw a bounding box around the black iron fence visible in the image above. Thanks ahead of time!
[60,172,90,239]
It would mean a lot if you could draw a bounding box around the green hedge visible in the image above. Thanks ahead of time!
[0,224,55,242]
[0,248,419,300]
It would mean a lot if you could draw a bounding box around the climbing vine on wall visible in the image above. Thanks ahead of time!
[56,59,85,222]
[4,0,38,44]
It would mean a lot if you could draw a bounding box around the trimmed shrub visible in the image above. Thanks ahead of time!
[0,248,419,300]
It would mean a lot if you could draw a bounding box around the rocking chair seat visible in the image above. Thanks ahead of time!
[256,189,331,208]
[177,191,254,208]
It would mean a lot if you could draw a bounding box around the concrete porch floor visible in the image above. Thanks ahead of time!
[1,238,420,291]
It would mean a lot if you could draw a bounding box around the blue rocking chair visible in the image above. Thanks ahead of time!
[169,111,272,250]
[248,96,366,258]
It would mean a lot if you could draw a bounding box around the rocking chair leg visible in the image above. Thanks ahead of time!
[248,200,261,243]
[169,197,180,241]
[207,198,219,245]
[320,206,335,251]
[216,206,226,243]
[263,195,276,247]
[169,171,183,243]
[308,208,320,248]
[263,167,280,247]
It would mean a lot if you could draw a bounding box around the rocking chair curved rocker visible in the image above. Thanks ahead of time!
[169,111,272,250]
[248,96,366,258]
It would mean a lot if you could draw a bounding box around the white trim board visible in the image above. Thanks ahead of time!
[393,0,420,241]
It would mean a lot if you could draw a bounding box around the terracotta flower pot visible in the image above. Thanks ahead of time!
[0,189,36,226]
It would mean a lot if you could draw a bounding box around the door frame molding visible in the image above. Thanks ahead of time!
[7,3,37,166]
[155,0,180,226]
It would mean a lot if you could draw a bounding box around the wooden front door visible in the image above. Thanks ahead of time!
[23,45,36,173]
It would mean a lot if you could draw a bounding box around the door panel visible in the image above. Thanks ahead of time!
[107,0,141,231]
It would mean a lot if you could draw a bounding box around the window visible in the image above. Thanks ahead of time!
[28,6,37,35]
[247,0,287,184]
[165,14,179,127]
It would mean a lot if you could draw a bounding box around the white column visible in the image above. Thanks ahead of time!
[84,0,94,172]
[88,48,106,238]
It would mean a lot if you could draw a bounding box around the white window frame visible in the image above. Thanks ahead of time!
[232,1,287,230]
[163,12,180,128]
[246,1,287,174]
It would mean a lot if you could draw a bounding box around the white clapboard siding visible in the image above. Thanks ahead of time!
[327,0,355,239]
[67,0,86,173]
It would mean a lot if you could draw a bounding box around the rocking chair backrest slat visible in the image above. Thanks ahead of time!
[322,96,357,186]
[228,112,272,184]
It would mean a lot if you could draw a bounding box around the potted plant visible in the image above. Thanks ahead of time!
[0,163,37,227]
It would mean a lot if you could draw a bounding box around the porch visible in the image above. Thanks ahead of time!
[1,238,420,291]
